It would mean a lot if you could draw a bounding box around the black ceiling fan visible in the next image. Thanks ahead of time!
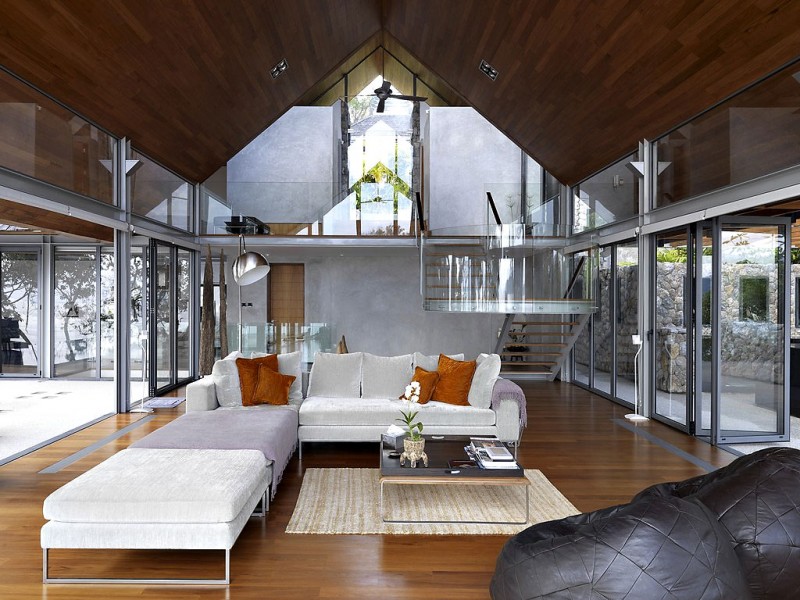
[372,80,427,113]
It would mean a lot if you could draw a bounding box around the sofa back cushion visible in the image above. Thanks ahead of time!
[211,352,245,407]
[413,352,464,372]
[252,351,303,405]
[431,354,477,406]
[361,353,413,399]
[467,353,501,409]
[307,352,363,398]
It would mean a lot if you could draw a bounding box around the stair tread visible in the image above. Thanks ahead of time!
[513,321,579,326]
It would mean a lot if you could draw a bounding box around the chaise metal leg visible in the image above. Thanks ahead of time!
[43,547,231,585]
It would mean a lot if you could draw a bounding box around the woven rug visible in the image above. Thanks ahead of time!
[286,468,579,535]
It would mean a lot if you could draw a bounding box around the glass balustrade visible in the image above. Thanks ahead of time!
[200,182,417,237]
[421,225,596,314]
[234,322,332,364]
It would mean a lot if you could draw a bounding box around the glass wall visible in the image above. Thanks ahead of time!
[129,245,148,404]
[0,70,115,204]
[573,151,639,233]
[130,150,192,231]
[615,242,639,405]
[52,247,114,378]
[656,60,800,207]
[571,250,592,385]
[154,243,173,390]
[718,223,785,437]
[0,249,39,375]
[592,247,613,395]
[176,248,191,379]
[654,230,691,425]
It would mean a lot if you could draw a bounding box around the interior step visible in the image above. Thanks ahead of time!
[512,320,579,326]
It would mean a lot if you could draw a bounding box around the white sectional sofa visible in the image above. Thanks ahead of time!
[186,350,525,459]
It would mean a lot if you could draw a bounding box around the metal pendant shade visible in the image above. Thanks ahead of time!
[232,235,270,285]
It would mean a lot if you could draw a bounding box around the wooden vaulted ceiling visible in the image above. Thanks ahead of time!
[1,1,799,187]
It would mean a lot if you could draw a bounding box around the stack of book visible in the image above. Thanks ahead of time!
[464,437,519,469]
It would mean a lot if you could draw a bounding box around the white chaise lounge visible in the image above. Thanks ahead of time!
[41,448,269,585]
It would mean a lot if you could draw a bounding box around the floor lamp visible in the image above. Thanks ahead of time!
[625,334,648,422]
[131,332,152,413]
[232,234,270,352]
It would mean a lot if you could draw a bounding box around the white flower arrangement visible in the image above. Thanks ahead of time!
[398,380,423,440]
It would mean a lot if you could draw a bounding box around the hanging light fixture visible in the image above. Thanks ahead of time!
[232,234,270,285]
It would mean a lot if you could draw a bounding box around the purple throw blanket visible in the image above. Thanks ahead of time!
[491,378,528,429]
[131,407,298,499]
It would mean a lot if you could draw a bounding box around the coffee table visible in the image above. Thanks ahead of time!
[379,435,529,525]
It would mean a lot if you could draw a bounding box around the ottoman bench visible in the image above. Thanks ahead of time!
[41,447,269,584]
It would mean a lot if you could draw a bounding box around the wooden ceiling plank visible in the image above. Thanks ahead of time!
[0,199,114,242]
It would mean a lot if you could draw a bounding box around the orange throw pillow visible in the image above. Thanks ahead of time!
[249,364,296,406]
[432,354,476,406]
[236,355,279,405]
[411,366,439,404]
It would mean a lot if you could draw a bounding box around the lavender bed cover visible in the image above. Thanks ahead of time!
[131,407,298,499]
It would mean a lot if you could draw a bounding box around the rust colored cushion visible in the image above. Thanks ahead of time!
[432,354,477,406]
[249,364,296,406]
[236,355,279,405]
[411,366,440,404]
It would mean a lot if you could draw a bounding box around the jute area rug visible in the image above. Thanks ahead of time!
[286,468,579,535]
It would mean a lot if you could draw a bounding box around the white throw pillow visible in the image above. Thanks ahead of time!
[467,353,501,409]
[412,352,464,372]
[211,354,244,407]
[307,352,363,398]
[362,353,413,399]
[252,351,304,404]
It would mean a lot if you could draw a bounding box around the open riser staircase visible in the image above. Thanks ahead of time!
[494,312,591,380]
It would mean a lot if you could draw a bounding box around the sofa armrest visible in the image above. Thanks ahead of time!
[491,378,526,443]
[494,397,522,443]
[186,377,220,412]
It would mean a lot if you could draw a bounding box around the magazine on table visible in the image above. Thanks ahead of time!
[464,445,519,470]
[469,437,514,461]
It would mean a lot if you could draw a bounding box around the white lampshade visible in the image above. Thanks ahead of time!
[232,251,270,285]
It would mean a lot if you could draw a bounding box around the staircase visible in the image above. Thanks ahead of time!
[494,313,591,380]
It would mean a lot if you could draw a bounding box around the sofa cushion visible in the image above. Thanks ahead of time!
[253,351,303,405]
[413,352,463,372]
[307,352,363,398]
[411,366,439,404]
[211,354,245,407]
[249,365,295,406]
[432,354,476,406]
[299,396,495,427]
[236,355,279,405]
[361,353,413,399]
[467,353,501,409]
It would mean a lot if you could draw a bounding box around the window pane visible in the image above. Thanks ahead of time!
[656,62,800,207]
[0,71,114,204]
[573,152,638,233]
[53,250,97,377]
[130,150,192,231]
[593,247,613,394]
[154,245,173,388]
[1,250,39,375]
[176,249,191,379]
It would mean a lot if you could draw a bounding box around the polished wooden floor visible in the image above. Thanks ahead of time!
[0,381,736,599]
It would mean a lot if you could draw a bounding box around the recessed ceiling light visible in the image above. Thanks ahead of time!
[479,59,498,81]
[270,58,289,79]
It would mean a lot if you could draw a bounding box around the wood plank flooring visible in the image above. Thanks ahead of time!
[0,381,736,599]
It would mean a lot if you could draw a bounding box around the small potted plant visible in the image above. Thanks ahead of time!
[398,382,428,467]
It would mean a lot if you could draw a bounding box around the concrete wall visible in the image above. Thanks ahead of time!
[427,107,523,231]
[304,252,504,358]
[225,106,336,223]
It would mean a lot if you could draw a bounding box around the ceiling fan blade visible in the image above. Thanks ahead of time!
[392,95,428,102]
[376,97,386,113]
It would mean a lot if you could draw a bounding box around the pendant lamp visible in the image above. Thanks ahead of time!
[232,234,270,285]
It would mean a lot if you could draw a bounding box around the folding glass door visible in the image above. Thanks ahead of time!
[651,219,789,444]
[147,239,195,396]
